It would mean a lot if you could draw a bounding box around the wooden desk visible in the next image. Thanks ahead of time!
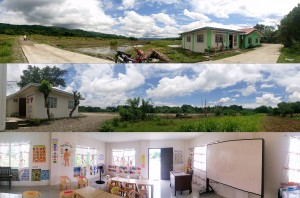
[112,177,155,198]
[0,193,22,198]
[75,186,120,198]
[170,171,192,196]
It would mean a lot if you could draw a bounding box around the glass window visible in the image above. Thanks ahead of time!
[112,149,135,166]
[255,38,259,43]
[248,37,252,44]
[75,146,97,167]
[288,137,300,182]
[0,143,30,168]
[215,34,223,43]
[45,97,57,108]
[68,100,74,109]
[0,143,10,167]
[186,36,191,42]
[197,34,204,43]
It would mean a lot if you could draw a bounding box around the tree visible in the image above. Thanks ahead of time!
[38,80,52,120]
[278,4,300,47]
[253,24,278,43]
[69,91,81,117]
[17,65,67,88]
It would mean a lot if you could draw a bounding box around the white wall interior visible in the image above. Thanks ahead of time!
[0,64,7,131]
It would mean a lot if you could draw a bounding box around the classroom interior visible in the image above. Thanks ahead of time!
[0,132,299,198]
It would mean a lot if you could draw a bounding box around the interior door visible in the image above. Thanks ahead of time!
[19,98,26,117]
[161,147,173,180]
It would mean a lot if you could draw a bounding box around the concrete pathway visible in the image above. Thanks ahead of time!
[20,38,114,64]
[202,44,283,64]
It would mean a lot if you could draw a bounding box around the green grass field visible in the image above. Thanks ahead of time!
[0,35,14,63]
[277,51,300,63]
[106,114,265,132]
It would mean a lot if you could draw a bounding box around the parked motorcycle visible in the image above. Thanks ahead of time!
[114,49,149,63]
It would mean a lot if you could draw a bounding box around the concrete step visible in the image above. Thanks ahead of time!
[5,121,19,130]
[18,123,30,127]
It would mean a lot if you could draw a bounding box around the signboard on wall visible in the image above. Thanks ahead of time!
[0,64,7,131]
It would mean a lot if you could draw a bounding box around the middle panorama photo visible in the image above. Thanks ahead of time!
[2,64,300,132]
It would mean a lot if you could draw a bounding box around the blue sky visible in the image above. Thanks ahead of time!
[6,64,300,109]
[0,0,299,38]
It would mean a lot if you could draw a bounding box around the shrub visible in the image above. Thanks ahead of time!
[110,40,118,46]
[30,118,41,126]
[98,122,114,132]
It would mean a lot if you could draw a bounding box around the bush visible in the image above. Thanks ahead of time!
[110,40,118,46]
[30,118,41,126]
[98,122,114,132]
[111,118,120,127]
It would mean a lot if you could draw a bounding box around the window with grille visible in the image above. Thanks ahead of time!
[186,36,191,42]
[75,146,97,167]
[197,34,204,43]
[193,146,207,187]
[45,97,57,108]
[215,34,223,43]
[68,100,74,109]
[248,37,252,44]
[112,149,135,166]
[287,136,300,182]
[0,143,30,168]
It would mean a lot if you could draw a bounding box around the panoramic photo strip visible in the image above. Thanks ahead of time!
[1,63,300,132]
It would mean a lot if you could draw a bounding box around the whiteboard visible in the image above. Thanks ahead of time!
[206,139,263,195]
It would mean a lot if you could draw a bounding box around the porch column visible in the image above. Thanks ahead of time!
[0,64,7,131]
[226,32,229,48]
[192,33,195,51]
[207,30,212,49]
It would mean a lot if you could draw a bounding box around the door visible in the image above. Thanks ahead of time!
[229,35,233,49]
[160,147,173,180]
[19,98,26,117]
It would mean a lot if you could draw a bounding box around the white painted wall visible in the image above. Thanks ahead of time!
[50,133,106,185]
[189,132,299,198]
[0,64,6,131]
[0,132,51,186]
[105,139,188,179]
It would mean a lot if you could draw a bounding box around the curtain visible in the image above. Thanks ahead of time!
[282,136,300,183]
[193,146,207,189]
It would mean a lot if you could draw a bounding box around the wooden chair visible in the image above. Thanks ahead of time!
[22,191,42,198]
[128,190,143,198]
[111,186,126,197]
[137,184,149,198]
[121,181,135,198]
[59,189,76,198]
[58,176,72,190]
[105,175,111,188]
[76,176,88,189]
[107,178,118,192]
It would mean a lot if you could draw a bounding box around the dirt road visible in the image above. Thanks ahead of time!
[263,116,300,132]
[20,38,114,63]
[8,113,118,132]
[202,44,283,64]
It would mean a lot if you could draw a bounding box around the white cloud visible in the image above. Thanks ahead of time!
[151,13,176,25]
[218,97,232,103]
[118,0,136,10]
[256,93,281,106]
[289,92,300,102]
[241,85,257,96]
[183,9,211,22]
[261,83,274,88]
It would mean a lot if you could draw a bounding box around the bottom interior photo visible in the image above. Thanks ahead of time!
[0,132,299,198]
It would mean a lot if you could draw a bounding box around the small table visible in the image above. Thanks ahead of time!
[75,186,120,198]
[170,171,192,196]
[0,193,22,198]
[111,177,155,198]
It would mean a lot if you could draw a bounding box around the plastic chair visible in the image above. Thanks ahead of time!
[58,176,72,190]
[22,191,42,198]
[121,181,136,198]
[137,184,149,198]
[76,175,88,189]
[111,186,126,197]
[59,189,76,198]
[107,178,118,192]
[105,175,111,188]
[128,190,143,198]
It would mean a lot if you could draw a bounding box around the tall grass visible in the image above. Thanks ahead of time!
[0,38,14,63]
[180,115,264,132]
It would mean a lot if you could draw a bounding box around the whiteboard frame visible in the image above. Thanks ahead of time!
[206,139,264,197]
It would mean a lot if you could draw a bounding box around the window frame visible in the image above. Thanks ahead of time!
[215,33,224,43]
[45,97,57,108]
[186,35,191,43]
[75,145,97,167]
[68,100,74,109]
[112,149,135,166]
[196,34,204,43]
[0,142,30,168]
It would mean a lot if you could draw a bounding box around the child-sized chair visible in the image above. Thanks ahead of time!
[22,191,42,198]
[59,189,76,198]
[76,175,88,189]
[58,176,72,190]
[128,190,143,198]
[137,184,149,198]
[111,186,126,197]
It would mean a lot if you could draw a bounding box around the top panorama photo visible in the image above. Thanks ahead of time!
[0,0,299,64]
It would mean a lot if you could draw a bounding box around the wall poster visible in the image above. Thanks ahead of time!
[33,145,46,163]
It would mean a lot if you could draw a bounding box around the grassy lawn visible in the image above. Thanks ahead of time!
[0,34,27,63]
[109,114,265,132]
[277,50,300,63]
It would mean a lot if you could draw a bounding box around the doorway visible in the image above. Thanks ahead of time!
[229,34,233,49]
[19,98,26,117]
[148,147,173,180]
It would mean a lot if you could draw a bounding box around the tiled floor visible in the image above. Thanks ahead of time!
[0,178,224,198]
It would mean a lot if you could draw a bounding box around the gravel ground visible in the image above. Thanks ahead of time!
[7,112,118,132]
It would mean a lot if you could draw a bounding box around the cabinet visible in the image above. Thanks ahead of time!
[170,171,192,196]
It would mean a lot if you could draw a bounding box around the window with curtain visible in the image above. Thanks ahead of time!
[0,143,30,168]
[112,149,135,166]
[75,146,97,167]
[193,146,207,188]
[286,136,300,183]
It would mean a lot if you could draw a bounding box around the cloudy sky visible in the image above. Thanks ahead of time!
[0,0,299,38]
[6,64,300,109]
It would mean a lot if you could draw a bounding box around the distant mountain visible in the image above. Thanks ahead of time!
[0,23,127,39]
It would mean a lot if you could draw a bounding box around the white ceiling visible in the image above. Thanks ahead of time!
[78,132,203,143]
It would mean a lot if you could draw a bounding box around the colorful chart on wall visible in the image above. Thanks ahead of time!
[51,138,59,163]
[60,142,73,166]
[141,154,145,168]
[33,145,46,163]
[19,169,30,181]
[174,150,183,165]
[31,169,41,181]
[41,170,50,180]
[74,167,80,177]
